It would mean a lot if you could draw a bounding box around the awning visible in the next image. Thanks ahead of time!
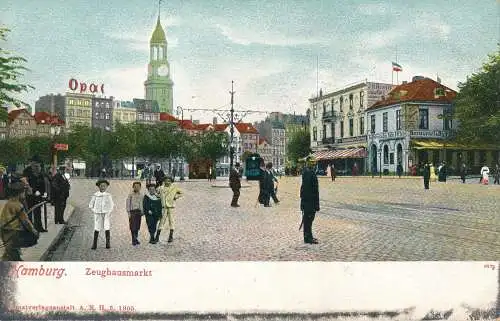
[412,140,500,150]
[123,163,137,171]
[312,148,367,160]
[72,162,86,170]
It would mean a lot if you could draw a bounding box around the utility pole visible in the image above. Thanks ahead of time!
[229,81,235,169]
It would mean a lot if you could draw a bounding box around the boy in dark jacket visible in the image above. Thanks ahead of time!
[143,184,162,244]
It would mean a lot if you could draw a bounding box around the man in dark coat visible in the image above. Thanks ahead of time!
[266,162,279,204]
[229,162,242,207]
[25,157,50,232]
[154,165,165,187]
[460,162,467,183]
[423,162,431,190]
[51,166,70,224]
[300,156,320,244]
[438,162,447,182]
[258,160,273,207]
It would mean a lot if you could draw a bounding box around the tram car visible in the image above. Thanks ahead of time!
[245,153,262,181]
[188,159,212,179]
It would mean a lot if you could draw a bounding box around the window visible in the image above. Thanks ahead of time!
[383,112,388,132]
[349,119,354,136]
[370,115,376,133]
[390,153,394,165]
[323,102,327,114]
[339,96,343,111]
[360,91,364,107]
[384,145,389,164]
[322,124,327,139]
[313,127,317,141]
[340,121,344,138]
[331,123,335,140]
[419,109,429,129]
[360,117,364,135]
[331,99,335,111]
[313,105,317,118]
[349,94,353,109]
[95,112,99,119]
[396,110,401,130]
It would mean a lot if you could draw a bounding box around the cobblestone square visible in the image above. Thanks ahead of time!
[47,176,500,261]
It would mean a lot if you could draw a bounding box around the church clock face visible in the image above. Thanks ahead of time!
[158,64,169,76]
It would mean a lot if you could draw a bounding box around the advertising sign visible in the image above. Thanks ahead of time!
[68,79,104,94]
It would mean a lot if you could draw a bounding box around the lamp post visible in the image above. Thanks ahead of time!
[229,81,235,170]
[50,125,61,176]
[176,106,185,180]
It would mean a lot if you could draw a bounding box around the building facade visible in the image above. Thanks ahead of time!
[366,77,460,174]
[235,123,259,154]
[271,127,286,168]
[34,112,65,137]
[309,81,393,173]
[0,106,8,140]
[113,101,137,128]
[92,96,114,130]
[65,93,92,129]
[7,109,37,138]
[35,94,66,118]
[134,98,160,124]
[144,16,174,114]
[258,138,273,165]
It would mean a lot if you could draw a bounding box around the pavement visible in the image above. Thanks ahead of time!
[45,175,499,262]
[0,199,75,261]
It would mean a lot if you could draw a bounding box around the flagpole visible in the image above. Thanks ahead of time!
[395,46,398,85]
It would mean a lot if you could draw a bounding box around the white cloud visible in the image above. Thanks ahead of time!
[80,67,147,101]
[359,28,403,50]
[414,13,451,40]
[215,24,327,46]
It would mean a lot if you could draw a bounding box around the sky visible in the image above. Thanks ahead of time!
[1,0,498,124]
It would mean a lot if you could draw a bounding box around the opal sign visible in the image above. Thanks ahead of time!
[68,78,105,94]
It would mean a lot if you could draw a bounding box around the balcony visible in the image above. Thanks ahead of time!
[322,110,336,122]
[322,137,335,145]
[336,135,367,144]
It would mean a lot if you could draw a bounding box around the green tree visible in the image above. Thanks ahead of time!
[0,107,7,122]
[454,48,500,145]
[24,136,52,165]
[0,137,28,165]
[0,27,34,109]
[287,128,311,164]
[200,131,229,163]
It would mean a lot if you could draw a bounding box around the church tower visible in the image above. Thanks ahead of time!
[144,6,173,114]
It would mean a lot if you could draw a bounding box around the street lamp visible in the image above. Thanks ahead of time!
[176,106,185,180]
[50,125,61,176]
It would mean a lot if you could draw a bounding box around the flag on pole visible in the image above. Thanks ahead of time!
[392,62,402,72]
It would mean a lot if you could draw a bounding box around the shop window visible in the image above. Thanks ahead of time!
[384,145,389,164]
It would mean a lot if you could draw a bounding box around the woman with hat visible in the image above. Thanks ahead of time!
[0,182,39,261]
[88,179,114,249]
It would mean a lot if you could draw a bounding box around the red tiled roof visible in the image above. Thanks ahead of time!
[367,78,457,110]
[33,111,65,125]
[8,108,36,123]
[214,124,228,132]
[159,112,178,122]
[235,122,259,134]
[177,119,197,130]
[195,124,213,131]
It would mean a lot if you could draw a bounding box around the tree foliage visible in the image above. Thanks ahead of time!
[287,128,311,164]
[198,131,229,163]
[0,27,34,109]
[454,48,500,145]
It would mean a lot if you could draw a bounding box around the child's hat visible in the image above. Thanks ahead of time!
[96,179,110,187]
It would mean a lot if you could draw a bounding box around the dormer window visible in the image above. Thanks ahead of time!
[434,87,445,98]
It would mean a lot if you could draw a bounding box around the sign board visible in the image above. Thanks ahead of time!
[68,78,104,94]
[54,144,69,151]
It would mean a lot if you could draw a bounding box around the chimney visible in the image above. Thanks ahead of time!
[213,117,217,125]
[402,81,408,84]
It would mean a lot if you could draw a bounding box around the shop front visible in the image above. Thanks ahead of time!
[411,140,500,175]
[312,147,368,175]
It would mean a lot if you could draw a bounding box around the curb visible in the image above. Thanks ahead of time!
[39,204,75,261]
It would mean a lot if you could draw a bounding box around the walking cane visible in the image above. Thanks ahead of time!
[0,201,49,248]
[299,210,304,231]
[43,202,48,230]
